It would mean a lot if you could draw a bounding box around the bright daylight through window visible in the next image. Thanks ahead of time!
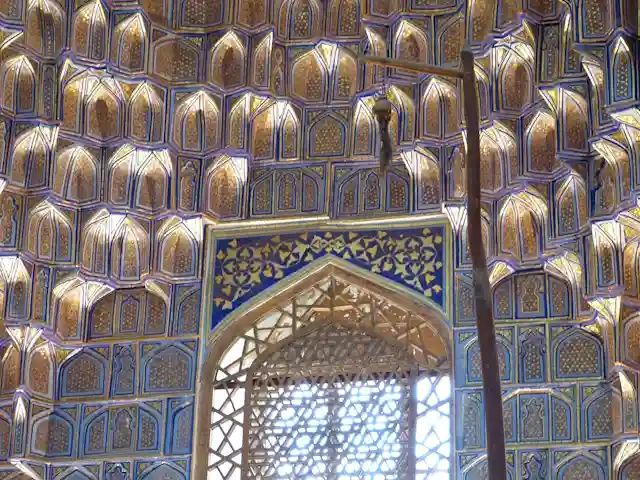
[244,375,452,479]
[209,318,452,480]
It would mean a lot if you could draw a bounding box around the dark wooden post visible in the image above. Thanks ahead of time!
[359,49,507,477]
[460,44,508,479]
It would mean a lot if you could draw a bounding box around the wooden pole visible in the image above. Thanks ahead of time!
[359,50,507,477]
[460,45,507,479]
[358,55,464,79]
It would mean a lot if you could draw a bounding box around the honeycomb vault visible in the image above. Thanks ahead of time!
[0,0,639,478]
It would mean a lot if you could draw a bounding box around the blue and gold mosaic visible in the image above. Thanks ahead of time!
[212,226,446,327]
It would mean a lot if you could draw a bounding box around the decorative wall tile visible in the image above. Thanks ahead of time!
[0,0,638,476]
[212,226,446,327]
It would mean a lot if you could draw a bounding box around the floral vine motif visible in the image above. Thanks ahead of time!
[213,227,445,326]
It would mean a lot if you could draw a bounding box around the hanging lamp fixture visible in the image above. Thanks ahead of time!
[372,93,393,173]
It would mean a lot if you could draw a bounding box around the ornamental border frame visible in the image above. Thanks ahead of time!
[192,247,454,478]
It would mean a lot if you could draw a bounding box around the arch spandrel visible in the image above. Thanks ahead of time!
[209,227,447,328]
[204,259,451,367]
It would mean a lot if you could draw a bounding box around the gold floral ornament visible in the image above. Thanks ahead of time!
[213,227,445,325]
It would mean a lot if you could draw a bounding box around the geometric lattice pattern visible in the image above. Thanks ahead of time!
[209,274,451,479]
[235,323,450,480]
[248,323,418,479]
[248,376,414,479]
[415,376,451,479]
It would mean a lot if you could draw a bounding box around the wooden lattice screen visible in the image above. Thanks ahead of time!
[208,279,452,480]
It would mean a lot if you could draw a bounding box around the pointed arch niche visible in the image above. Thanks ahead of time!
[194,259,452,479]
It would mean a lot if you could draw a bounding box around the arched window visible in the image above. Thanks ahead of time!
[197,264,452,480]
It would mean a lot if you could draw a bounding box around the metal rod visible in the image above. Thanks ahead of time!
[359,55,464,78]
[460,45,507,479]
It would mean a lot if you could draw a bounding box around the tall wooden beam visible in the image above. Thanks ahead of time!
[460,45,507,480]
[359,48,508,479]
